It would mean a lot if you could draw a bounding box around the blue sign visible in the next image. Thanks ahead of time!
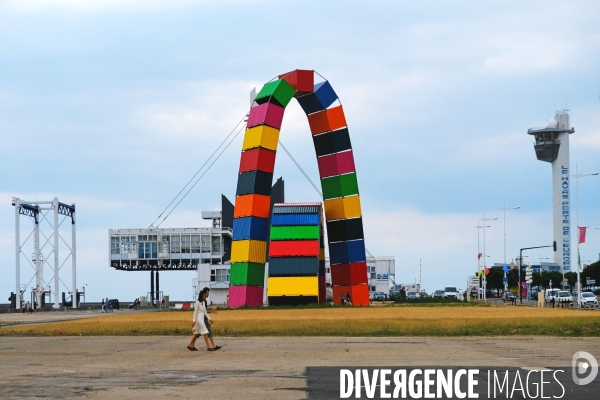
[503,277,508,284]
[502,264,510,273]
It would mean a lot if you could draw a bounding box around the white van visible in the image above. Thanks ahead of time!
[444,286,458,298]
[545,289,560,304]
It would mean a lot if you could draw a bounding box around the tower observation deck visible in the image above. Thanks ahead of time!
[527,111,574,272]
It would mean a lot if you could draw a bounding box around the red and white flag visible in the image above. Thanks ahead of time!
[579,227,587,244]
[477,253,482,260]
[484,266,490,276]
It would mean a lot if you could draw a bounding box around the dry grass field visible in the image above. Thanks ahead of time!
[2,305,599,337]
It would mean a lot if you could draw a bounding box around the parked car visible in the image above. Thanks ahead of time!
[545,289,560,305]
[108,299,120,310]
[444,286,458,299]
[556,291,573,305]
[389,291,401,301]
[372,292,385,301]
[433,290,445,298]
[407,291,420,299]
[578,292,598,307]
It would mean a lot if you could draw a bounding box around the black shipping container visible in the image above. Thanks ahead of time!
[331,128,352,153]
[269,257,319,276]
[296,92,325,115]
[327,217,364,242]
[313,131,335,157]
[272,205,320,215]
[236,170,273,196]
[268,295,319,306]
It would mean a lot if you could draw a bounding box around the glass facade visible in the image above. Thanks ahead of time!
[211,268,229,282]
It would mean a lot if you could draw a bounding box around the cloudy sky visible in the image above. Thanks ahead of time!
[2,0,600,302]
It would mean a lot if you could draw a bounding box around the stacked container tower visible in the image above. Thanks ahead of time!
[267,203,326,305]
[228,69,369,307]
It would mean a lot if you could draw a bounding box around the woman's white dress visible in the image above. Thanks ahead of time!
[192,300,210,335]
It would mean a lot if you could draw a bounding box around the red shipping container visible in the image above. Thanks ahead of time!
[279,69,314,96]
[247,103,285,129]
[239,148,277,174]
[333,284,370,306]
[317,153,339,178]
[331,264,352,286]
[319,289,326,305]
[319,274,326,292]
[336,150,356,175]
[307,106,347,135]
[269,240,320,257]
[228,285,264,308]
[349,262,368,285]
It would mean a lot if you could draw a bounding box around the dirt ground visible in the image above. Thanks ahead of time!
[0,333,598,399]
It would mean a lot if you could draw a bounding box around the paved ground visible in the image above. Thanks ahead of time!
[0,308,158,328]
[1,335,599,399]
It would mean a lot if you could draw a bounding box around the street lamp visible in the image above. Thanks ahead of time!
[569,164,598,309]
[500,202,520,293]
[480,214,498,301]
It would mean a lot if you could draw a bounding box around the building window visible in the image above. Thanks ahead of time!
[212,236,222,253]
[161,236,169,253]
[138,242,158,259]
[371,286,376,292]
[111,237,120,255]
[191,235,200,253]
[181,235,190,253]
[171,235,181,252]
[211,268,229,282]
[201,235,211,252]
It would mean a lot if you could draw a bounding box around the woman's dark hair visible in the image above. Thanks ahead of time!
[197,287,210,301]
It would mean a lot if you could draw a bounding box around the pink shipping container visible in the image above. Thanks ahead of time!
[336,150,356,175]
[228,285,264,308]
[317,151,357,178]
[247,103,285,130]
[317,153,339,178]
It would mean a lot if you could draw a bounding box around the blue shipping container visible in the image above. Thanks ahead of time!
[329,241,349,265]
[233,216,269,241]
[271,213,320,226]
[348,239,366,263]
[314,81,338,110]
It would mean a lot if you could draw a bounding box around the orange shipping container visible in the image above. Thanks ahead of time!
[307,106,347,135]
[343,195,362,219]
[234,194,271,218]
[324,198,345,221]
[333,284,370,306]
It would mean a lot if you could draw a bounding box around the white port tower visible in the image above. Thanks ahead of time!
[527,111,574,272]
[12,197,77,308]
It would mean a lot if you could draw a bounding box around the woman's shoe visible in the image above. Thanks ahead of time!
[214,346,222,350]
[207,348,215,351]
[187,346,198,351]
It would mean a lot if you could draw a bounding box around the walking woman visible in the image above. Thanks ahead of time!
[187,287,215,352]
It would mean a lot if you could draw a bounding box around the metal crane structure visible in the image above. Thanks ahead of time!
[12,197,77,309]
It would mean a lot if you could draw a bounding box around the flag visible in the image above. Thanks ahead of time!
[477,253,482,260]
[477,269,482,277]
[579,227,587,244]
[484,266,490,276]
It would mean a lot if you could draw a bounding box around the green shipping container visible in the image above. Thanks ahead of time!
[270,225,320,240]
[340,172,359,196]
[255,79,296,107]
[321,172,359,199]
[230,262,265,286]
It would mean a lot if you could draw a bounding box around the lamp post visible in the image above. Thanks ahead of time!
[480,214,498,301]
[500,202,520,293]
[475,223,490,300]
[569,164,598,309]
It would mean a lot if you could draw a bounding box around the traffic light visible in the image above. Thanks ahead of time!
[525,265,533,284]
[553,240,557,252]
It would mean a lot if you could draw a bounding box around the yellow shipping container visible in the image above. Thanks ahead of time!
[242,125,280,151]
[343,195,362,219]
[267,276,319,297]
[230,240,267,263]
[324,198,345,221]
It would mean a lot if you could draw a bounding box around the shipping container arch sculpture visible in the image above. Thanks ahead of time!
[229,70,369,307]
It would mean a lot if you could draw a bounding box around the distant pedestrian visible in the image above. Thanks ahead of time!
[21,300,26,314]
[203,288,221,351]
[187,288,215,352]
[161,298,166,308]
[34,301,37,314]
[340,293,345,305]
[27,301,32,314]
[346,292,352,306]
[101,298,105,313]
